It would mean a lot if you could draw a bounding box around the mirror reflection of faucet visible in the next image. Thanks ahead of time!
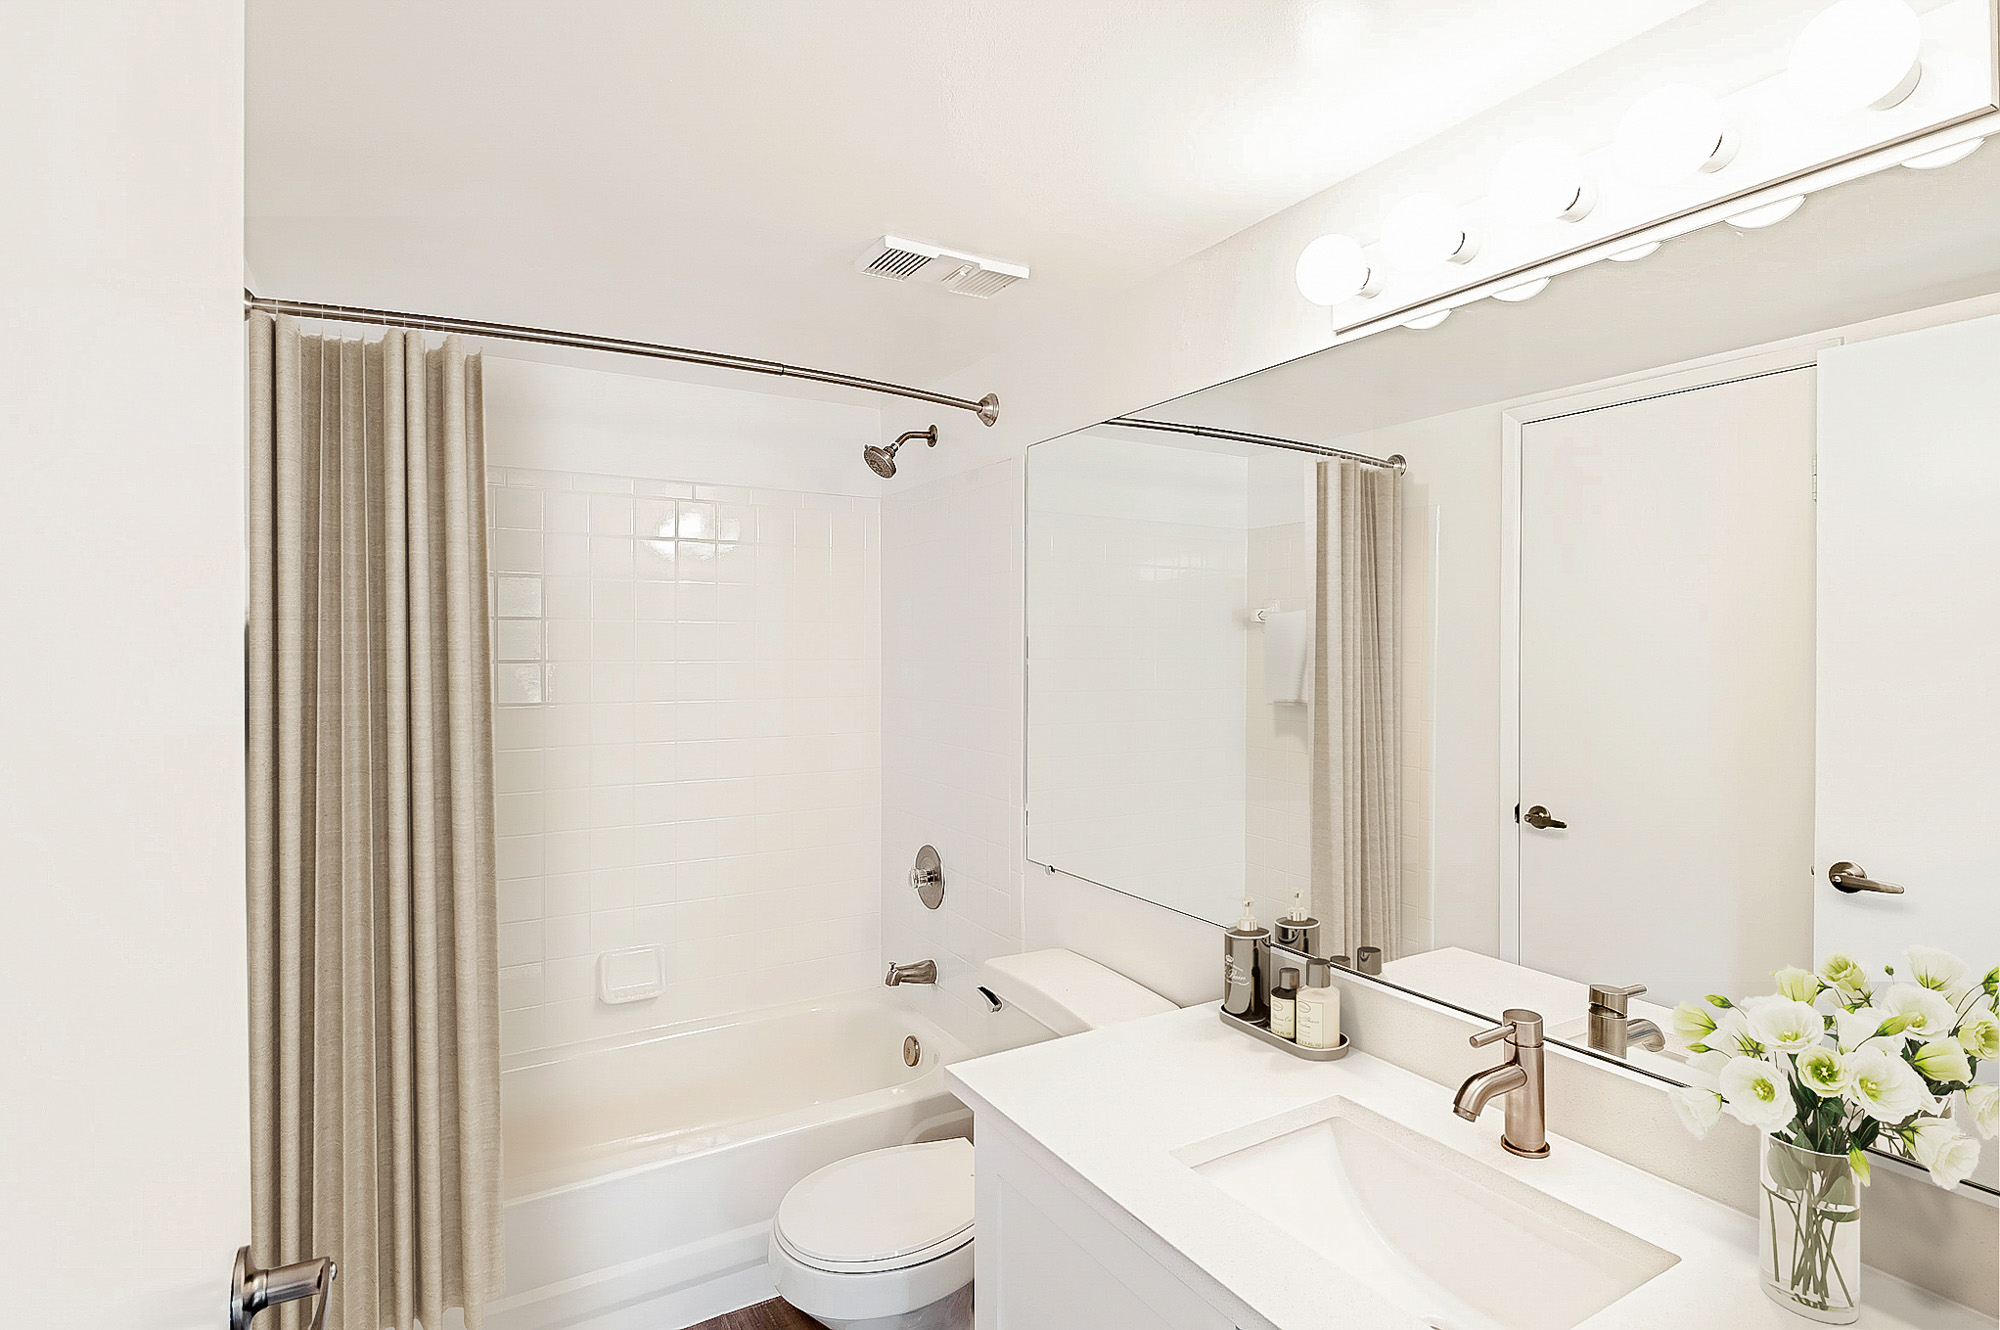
[1587,982,1666,1057]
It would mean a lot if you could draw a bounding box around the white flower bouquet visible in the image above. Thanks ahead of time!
[1667,947,1998,1322]
[1670,947,1998,1183]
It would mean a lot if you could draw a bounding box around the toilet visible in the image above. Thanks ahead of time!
[767,948,1175,1329]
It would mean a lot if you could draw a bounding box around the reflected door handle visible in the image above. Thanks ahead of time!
[1523,805,1567,830]
[1828,861,1906,895]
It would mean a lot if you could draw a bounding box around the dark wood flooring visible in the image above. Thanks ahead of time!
[687,1297,821,1330]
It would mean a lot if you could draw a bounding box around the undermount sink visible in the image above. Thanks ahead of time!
[1180,1099,1679,1330]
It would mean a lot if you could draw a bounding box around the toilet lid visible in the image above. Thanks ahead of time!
[776,1139,974,1269]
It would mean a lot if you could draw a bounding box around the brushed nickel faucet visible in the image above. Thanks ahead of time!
[884,959,937,986]
[1588,982,1666,1058]
[1453,1008,1549,1159]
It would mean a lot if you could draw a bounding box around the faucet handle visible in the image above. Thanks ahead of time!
[1469,1019,1517,1048]
[1589,982,1646,1014]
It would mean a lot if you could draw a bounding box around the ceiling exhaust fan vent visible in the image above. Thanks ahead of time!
[864,243,939,279]
[856,235,1030,298]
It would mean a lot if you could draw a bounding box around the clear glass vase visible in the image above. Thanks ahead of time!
[1759,1134,1861,1323]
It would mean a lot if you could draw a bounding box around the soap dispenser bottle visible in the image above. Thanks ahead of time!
[1223,899,1269,1022]
[1274,891,1320,957]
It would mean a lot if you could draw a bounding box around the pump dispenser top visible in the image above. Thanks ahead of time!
[1274,890,1320,957]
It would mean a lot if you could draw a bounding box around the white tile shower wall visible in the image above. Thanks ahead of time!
[487,467,882,1054]
[880,459,1028,1044]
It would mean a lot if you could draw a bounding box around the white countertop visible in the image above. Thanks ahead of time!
[945,1004,1993,1330]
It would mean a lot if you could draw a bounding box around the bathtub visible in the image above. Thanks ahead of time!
[487,991,974,1330]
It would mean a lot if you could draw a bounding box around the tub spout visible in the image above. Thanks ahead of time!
[885,959,937,986]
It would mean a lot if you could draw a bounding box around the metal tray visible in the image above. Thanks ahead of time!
[1219,1007,1352,1060]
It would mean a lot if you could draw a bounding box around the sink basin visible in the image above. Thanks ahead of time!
[1180,1099,1678,1330]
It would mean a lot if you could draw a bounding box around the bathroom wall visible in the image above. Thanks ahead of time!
[1026,432,1252,924]
[879,459,1032,1049]
[1,5,250,1325]
[481,360,884,1054]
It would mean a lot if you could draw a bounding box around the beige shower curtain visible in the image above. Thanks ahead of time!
[1309,458,1403,961]
[246,312,503,1330]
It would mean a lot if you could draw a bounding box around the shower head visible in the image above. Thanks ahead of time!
[862,425,938,479]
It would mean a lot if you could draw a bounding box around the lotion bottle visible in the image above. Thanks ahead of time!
[1296,981,1341,1050]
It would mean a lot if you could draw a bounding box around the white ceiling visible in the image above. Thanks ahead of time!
[247,0,1703,390]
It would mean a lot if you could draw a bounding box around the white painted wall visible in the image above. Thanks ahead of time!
[0,6,248,1327]
[483,355,884,498]
[880,459,1040,1051]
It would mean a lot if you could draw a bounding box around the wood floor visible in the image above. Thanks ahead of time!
[686,1297,822,1330]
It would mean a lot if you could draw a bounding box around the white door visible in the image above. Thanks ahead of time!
[1516,367,1818,1006]
[1815,316,2000,975]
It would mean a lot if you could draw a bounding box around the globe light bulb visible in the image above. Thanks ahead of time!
[1787,0,1923,114]
[1380,194,1479,271]
[1615,84,1738,186]
[1489,138,1596,225]
[1294,234,1380,305]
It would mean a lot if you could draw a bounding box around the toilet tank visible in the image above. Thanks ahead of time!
[979,949,1177,1037]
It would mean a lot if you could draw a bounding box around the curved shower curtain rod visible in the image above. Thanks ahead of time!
[1105,415,1405,473]
[242,291,1002,426]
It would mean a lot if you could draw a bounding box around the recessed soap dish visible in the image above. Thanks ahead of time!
[598,944,666,1005]
[1219,1007,1351,1061]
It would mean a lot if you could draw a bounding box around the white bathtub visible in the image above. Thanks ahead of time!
[488,991,974,1330]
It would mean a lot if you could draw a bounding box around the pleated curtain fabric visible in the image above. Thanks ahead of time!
[1309,458,1403,961]
[246,312,504,1330]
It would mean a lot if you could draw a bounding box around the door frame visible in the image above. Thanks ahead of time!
[1494,339,1837,962]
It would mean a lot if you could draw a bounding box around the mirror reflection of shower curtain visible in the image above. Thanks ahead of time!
[1309,459,1402,960]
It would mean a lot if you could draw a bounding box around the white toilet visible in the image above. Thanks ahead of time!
[767,949,1175,1329]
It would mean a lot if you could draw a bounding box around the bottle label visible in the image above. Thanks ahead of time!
[1270,996,1295,1040]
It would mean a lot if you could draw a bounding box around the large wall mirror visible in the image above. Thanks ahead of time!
[1025,121,2000,1193]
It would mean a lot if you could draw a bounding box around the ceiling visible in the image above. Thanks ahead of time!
[247,0,1704,391]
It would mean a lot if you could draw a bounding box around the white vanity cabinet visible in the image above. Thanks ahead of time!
[972,1112,1270,1330]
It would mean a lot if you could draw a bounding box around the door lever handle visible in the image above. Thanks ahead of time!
[230,1246,336,1330]
[1827,861,1905,895]
[1523,805,1567,830]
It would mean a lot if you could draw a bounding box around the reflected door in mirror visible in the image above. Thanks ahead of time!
[1516,367,1817,1006]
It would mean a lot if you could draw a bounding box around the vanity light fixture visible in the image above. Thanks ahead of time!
[1401,310,1452,330]
[1607,241,1664,262]
[1294,233,1381,304]
[1489,138,1596,225]
[1902,136,1985,169]
[1786,0,1924,114]
[1615,84,1738,185]
[1725,194,1807,229]
[1381,193,1480,270]
[1492,278,1551,303]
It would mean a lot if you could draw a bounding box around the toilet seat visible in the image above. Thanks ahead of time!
[773,1139,974,1272]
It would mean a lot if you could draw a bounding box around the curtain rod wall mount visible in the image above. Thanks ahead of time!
[243,292,1001,426]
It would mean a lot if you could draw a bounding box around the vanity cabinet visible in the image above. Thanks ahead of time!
[973,1112,1269,1330]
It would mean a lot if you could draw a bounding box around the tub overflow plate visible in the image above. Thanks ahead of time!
[903,1035,922,1067]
